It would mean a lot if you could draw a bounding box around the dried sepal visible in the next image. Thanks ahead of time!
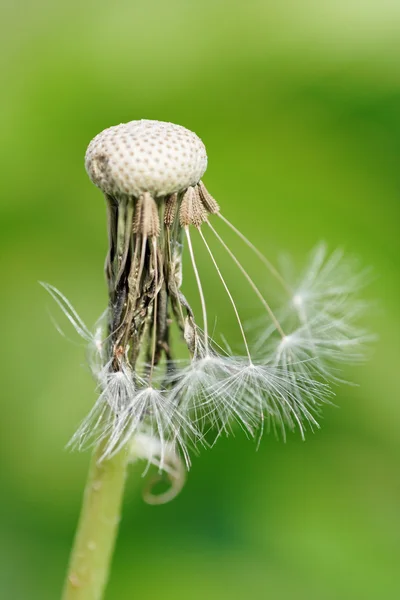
[198,181,220,214]
[133,192,160,237]
[179,186,208,228]
[164,192,178,228]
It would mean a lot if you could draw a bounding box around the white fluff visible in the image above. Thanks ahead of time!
[42,237,371,469]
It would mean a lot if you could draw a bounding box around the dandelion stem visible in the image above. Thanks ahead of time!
[61,440,130,600]
[185,226,209,353]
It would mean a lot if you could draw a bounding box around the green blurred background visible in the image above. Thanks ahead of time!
[1,1,399,598]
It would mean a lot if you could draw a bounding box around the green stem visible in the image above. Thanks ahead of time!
[61,441,130,600]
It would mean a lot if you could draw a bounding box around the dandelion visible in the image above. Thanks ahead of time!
[48,119,371,600]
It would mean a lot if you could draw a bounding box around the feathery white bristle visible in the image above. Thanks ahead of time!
[67,360,134,451]
[44,132,373,478]
[42,230,372,468]
[252,244,372,383]
[167,353,253,438]
[103,382,194,468]
[39,282,93,343]
[288,243,369,314]
[201,358,328,441]
[130,431,187,505]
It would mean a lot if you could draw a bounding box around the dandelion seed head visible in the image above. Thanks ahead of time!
[85,119,208,198]
[42,120,374,490]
